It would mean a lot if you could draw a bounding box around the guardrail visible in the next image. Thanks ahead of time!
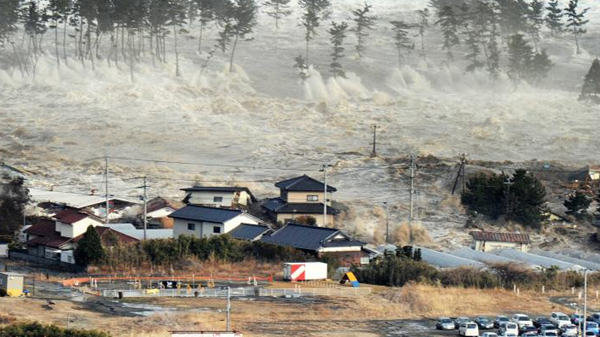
[101,286,372,298]
[63,274,274,287]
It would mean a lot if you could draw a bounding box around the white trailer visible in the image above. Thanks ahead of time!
[283,262,327,281]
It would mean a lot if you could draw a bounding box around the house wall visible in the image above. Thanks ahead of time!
[173,219,223,239]
[284,192,331,205]
[61,250,75,264]
[475,240,529,253]
[276,213,334,227]
[186,191,252,208]
[57,218,102,238]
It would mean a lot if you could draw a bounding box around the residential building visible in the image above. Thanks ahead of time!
[0,272,24,297]
[105,223,173,240]
[261,223,369,266]
[228,224,272,241]
[169,205,261,239]
[145,197,182,228]
[470,231,531,253]
[589,165,600,181]
[181,186,256,210]
[24,212,138,264]
[262,175,339,226]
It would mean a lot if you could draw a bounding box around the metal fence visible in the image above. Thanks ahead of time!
[101,286,372,298]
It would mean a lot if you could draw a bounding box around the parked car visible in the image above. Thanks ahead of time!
[481,333,499,337]
[459,322,479,337]
[584,331,597,337]
[455,317,471,329]
[550,312,571,328]
[498,333,518,337]
[495,316,511,328]
[571,314,585,325]
[522,334,539,337]
[591,313,600,325]
[436,317,455,330]
[539,324,559,335]
[533,317,553,328]
[586,321,600,335]
[520,326,538,335]
[560,324,578,336]
[498,322,519,336]
[476,317,495,330]
[540,332,558,337]
[512,314,534,328]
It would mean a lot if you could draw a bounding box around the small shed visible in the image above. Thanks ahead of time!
[470,231,531,252]
[0,272,24,297]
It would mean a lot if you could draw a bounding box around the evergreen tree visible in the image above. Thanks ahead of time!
[507,33,533,84]
[48,0,71,67]
[527,0,544,51]
[495,0,529,35]
[0,0,20,46]
[415,8,430,61]
[564,0,589,55]
[390,20,413,69]
[351,3,377,60]
[293,54,308,80]
[487,24,501,79]
[509,169,548,227]
[564,191,591,219]
[74,226,105,266]
[195,0,215,53]
[545,0,564,37]
[224,0,257,72]
[328,21,348,78]
[299,0,331,65]
[166,0,187,77]
[147,0,170,64]
[435,5,460,63]
[264,0,292,30]
[23,1,49,57]
[459,4,484,73]
[0,175,29,239]
[579,58,600,103]
[527,49,553,84]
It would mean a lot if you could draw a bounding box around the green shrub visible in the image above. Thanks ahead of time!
[0,289,7,297]
[0,322,111,337]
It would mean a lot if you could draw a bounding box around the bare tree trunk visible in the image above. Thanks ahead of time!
[174,26,180,77]
[115,26,119,67]
[63,18,68,65]
[229,33,239,73]
[55,21,60,68]
[11,43,26,77]
[198,22,204,53]
[79,21,84,66]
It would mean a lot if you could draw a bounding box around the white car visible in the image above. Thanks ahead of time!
[481,333,498,337]
[498,333,517,337]
[550,312,571,328]
[498,322,519,336]
[512,314,533,328]
[541,332,558,337]
[560,324,578,336]
[459,322,479,337]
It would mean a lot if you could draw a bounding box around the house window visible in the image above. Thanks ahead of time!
[188,223,196,231]
[213,196,223,203]
[213,226,221,234]
[307,195,319,202]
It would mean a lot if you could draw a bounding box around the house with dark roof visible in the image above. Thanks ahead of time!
[169,205,262,239]
[182,186,256,210]
[24,217,138,264]
[470,231,531,253]
[228,224,272,241]
[262,175,339,227]
[145,197,183,229]
[261,223,369,266]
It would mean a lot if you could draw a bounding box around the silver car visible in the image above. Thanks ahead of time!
[436,317,455,330]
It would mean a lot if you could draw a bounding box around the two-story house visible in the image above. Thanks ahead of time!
[169,205,262,238]
[181,186,256,210]
[262,175,339,226]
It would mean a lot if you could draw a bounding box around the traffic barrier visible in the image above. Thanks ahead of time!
[62,274,274,287]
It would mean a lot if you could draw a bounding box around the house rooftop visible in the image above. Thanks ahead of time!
[181,186,257,201]
[275,175,337,193]
[29,188,140,209]
[24,218,56,237]
[228,224,271,241]
[470,231,531,244]
[262,198,338,215]
[54,208,102,225]
[261,223,363,251]
[146,197,183,214]
[168,205,245,223]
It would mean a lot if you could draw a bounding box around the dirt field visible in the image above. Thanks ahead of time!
[0,283,579,337]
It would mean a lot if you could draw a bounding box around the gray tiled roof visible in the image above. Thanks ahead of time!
[181,186,256,201]
[228,224,271,241]
[275,175,337,192]
[261,223,363,251]
[169,205,242,223]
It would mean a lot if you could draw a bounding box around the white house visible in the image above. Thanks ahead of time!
[470,231,531,253]
[181,186,256,210]
[169,205,262,239]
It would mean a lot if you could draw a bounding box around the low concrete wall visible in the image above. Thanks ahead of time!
[8,251,84,273]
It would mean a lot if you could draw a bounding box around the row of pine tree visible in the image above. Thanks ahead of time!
[0,0,598,94]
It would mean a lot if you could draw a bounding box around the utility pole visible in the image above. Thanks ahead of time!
[104,156,109,225]
[584,269,588,337]
[384,201,390,244]
[504,177,512,222]
[226,286,231,332]
[142,176,148,241]
[321,164,332,227]
[371,125,377,158]
[409,154,418,243]
[452,153,469,195]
